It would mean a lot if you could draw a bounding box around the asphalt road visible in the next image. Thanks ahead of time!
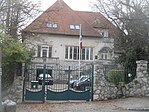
[16,97,149,112]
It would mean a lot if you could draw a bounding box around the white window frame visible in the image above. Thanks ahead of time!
[38,45,52,58]
[70,24,80,30]
[70,25,75,29]
[101,53,108,60]
[100,30,109,37]
[65,46,93,60]
[75,25,80,29]
[47,23,58,28]
[41,46,49,57]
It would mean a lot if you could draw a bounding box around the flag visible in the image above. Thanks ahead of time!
[79,24,82,49]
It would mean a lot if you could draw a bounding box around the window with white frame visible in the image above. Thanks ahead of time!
[65,46,93,60]
[101,53,108,59]
[47,23,58,28]
[70,24,80,30]
[37,45,52,58]
[100,30,109,37]
[98,47,112,60]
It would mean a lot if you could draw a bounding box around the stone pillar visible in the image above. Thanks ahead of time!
[136,60,149,96]
[136,60,148,78]
[93,63,118,100]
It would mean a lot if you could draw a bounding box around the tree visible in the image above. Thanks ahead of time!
[0,33,32,89]
[93,0,149,69]
[0,0,40,89]
[0,0,40,39]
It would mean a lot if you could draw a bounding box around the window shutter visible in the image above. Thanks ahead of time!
[37,45,41,57]
[49,47,52,58]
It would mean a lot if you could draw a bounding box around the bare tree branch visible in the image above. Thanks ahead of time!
[0,0,41,39]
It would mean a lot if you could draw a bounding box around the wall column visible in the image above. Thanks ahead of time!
[135,60,149,96]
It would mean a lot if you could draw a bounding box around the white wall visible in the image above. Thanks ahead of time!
[25,34,114,61]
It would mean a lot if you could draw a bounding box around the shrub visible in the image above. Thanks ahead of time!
[108,69,125,85]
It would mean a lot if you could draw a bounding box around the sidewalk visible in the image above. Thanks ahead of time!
[111,97,149,111]
[16,97,149,112]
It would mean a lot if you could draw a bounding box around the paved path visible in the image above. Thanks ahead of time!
[16,97,149,112]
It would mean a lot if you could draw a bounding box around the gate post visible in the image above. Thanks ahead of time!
[68,66,71,90]
[91,63,94,101]
[42,58,46,103]
[22,62,27,102]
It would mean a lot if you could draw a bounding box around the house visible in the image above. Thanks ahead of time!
[21,0,120,101]
[22,0,118,66]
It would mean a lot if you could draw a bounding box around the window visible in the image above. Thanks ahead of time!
[65,46,93,60]
[90,48,93,60]
[100,30,109,37]
[101,53,108,60]
[65,47,68,59]
[98,47,112,60]
[70,24,80,30]
[37,45,52,58]
[101,31,108,37]
[75,25,80,29]
[82,48,85,60]
[42,48,48,57]
[70,25,75,29]
[47,23,57,28]
[73,47,79,60]
[70,47,73,59]
[86,48,89,60]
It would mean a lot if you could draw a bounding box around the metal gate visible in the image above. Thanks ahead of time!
[22,61,94,102]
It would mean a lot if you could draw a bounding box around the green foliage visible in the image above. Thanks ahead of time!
[2,39,29,64]
[0,36,31,64]
[116,34,149,69]
[0,33,32,89]
[108,69,125,86]
[95,0,149,72]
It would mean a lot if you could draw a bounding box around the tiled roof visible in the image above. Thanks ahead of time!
[23,0,118,37]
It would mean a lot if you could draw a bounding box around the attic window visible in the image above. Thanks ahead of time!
[100,30,109,37]
[47,23,57,28]
[70,25,80,30]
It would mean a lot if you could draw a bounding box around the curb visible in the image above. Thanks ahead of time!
[127,108,149,111]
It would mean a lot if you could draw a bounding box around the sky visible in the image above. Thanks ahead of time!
[27,0,96,26]
[33,0,93,11]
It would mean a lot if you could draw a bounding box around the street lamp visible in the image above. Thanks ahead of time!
[128,73,132,82]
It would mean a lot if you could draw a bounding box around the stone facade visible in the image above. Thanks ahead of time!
[94,60,149,100]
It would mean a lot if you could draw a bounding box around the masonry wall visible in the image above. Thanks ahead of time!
[3,60,149,102]
[94,60,149,100]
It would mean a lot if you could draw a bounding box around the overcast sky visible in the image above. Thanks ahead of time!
[33,0,93,11]
[26,0,96,26]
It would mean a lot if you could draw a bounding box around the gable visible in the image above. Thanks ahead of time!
[23,0,118,38]
[99,47,112,53]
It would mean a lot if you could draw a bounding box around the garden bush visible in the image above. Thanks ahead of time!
[108,69,125,85]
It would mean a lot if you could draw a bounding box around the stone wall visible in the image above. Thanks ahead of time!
[125,60,149,97]
[94,63,118,100]
[4,60,149,102]
[94,60,149,100]
[2,76,23,103]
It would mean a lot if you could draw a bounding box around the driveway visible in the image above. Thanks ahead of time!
[16,97,149,112]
